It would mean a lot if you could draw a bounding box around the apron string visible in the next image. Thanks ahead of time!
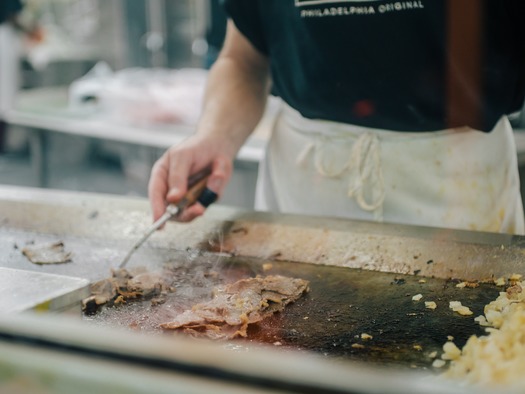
[296,131,385,220]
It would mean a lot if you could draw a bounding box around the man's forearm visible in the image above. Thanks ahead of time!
[196,48,271,159]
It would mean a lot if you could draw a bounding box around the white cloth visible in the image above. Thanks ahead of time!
[0,23,21,120]
[255,101,525,235]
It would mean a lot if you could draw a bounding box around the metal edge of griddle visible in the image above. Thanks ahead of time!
[0,312,497,394]
[0,267,90,314]
[215,210,523,245]
[210,211,525,281]
[0,184,522,245]
[1,184,521,249]
[2,185,525,281]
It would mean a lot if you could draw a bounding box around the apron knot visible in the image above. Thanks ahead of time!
[296,130,385,220]
[347,132,385,220]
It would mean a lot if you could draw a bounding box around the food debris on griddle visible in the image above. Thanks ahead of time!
[82,268,175,314]
[21,241,72,265]
[160,275,309,340]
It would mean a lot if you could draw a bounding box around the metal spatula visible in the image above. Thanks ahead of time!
[119,168,217,268]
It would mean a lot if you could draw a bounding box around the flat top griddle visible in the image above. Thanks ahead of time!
[84,255,500,370]
[0,185,520,379]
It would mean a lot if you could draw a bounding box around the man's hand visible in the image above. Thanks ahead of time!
[148,135,232,223]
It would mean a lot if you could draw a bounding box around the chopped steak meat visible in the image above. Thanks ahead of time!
[82,268,174,314]
[160,275,309,340]
[21,241,72,264]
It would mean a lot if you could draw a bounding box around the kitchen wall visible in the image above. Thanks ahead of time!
[2,0,260,209]
[21,0,209,88]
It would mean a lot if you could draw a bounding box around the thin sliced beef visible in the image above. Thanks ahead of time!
[82,268,174,314]
[160,275,309,339]
[21,241,72,264]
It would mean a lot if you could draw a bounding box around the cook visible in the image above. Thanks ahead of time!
[149,1,525,235]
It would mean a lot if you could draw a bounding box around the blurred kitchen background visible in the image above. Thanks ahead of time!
[0,0,271,210]
[0,0,524,211]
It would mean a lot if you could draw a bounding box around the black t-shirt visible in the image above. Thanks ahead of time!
[223,0,525,132]
[0,0,22,25]
[206,0,227,49]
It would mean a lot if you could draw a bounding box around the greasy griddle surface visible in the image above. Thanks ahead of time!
[84,256,500,369]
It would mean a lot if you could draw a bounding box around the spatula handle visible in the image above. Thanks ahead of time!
[174,166,218,213]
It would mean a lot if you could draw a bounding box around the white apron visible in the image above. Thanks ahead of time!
[255,102,525,235]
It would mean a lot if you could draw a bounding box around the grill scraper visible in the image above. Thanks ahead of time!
[119,168,217,268]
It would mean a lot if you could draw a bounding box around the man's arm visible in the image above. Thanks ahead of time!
[198,19,271,159]
[148,21,271,222]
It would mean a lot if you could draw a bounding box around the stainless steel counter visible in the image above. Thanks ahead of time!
[0,267,89,314]
[2,184,525,282]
